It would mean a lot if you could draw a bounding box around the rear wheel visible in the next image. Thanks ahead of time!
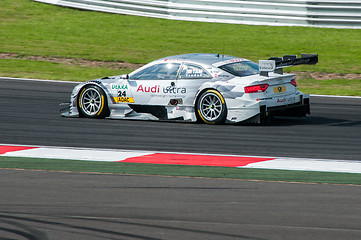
[78,85,109,118]
[196,89,227,124]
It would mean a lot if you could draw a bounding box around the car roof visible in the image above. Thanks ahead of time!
[157,53,250,66]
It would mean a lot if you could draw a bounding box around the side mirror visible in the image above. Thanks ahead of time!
[121,74,129,79]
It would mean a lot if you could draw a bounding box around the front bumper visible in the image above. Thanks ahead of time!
[59,102,79,117]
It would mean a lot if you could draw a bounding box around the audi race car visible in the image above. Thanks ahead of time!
[61,53,318,124]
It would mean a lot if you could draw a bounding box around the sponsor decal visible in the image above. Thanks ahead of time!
[259,60,276,72]
[114,97,134,103]
[258,97,272,101]
[137,85,186,94]
[137,85,160,93]
[163,58,182,62]
[217,74,230,78]
[277,98,286,103]
[163,86,186,94]
[229,59,243,63]
[277,97,296,104]
[112,84,128,90]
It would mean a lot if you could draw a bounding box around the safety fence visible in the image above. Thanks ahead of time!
[34,0,361,29]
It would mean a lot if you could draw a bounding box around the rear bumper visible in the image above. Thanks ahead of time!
[225,93,310,124]
[262,95,310,117]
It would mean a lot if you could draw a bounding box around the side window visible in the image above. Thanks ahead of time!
[178,64,211,79]
[130,63,181,80]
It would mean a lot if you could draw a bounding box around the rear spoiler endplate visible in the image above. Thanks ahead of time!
[259,54,318,76]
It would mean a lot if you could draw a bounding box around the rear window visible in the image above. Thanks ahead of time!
[219,61,259,77]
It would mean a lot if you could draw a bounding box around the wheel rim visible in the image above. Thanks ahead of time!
[81,88,102,116]
[199,93,223,121]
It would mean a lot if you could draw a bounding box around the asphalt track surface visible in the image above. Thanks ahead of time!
[1,78,361,160]
[1,78,361,239]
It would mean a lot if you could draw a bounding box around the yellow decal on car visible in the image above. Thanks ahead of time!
[114,97,135,103]
[273,86,286,93]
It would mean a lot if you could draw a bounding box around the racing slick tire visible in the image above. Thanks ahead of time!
[77,85,109,118]
[196,89,227,125]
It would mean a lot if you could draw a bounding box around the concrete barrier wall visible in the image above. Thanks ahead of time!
[34,0,361,29]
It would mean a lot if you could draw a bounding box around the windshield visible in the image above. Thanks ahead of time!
[219,61,259,77]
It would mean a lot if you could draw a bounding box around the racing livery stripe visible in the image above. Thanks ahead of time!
[120,153,274,167]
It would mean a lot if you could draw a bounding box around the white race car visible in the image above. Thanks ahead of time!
[61,53,318,124]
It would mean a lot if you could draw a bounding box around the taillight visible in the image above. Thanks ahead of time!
[291,79,297,87]
[244,84,269,93]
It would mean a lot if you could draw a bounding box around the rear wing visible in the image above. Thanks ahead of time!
[259,54,318,76]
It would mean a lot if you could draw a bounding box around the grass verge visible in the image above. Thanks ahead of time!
[1,156,360,185]
[0,59,129,81]
[298,78,361,96]
[1,0,360,95]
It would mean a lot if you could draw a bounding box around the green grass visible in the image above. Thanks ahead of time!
[298,78,361,96]
[1,0,361,95]
[0,157,360,185]
[0,59,129,81]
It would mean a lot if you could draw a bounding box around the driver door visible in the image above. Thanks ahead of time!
[128,62,182,106]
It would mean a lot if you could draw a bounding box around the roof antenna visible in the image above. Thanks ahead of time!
[222,44,225,59]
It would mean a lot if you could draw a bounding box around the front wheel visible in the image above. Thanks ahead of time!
[78,85,109,118]
[196,89,227,124]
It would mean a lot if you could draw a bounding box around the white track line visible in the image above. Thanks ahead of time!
[1,145,155,162]
[243,158,361,174]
